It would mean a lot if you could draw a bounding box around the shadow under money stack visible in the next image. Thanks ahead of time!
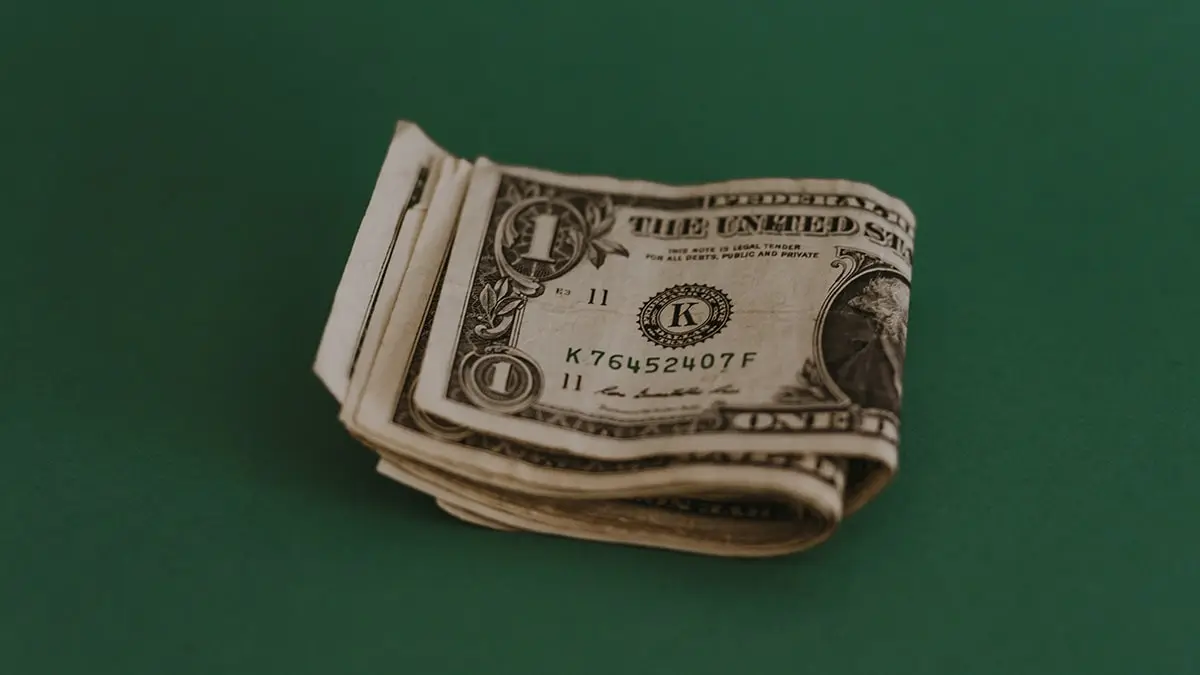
[313,121,918,557]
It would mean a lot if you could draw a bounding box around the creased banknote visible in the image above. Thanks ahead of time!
[314,121,918,557]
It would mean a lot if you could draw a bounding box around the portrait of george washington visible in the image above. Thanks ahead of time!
[820,271,910,415]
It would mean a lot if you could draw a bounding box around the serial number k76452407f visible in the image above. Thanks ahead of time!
[563,348,758,374]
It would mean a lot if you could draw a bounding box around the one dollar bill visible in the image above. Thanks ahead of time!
[317,121,918,557]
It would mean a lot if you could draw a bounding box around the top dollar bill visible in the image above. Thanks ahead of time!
[414,158,917,466]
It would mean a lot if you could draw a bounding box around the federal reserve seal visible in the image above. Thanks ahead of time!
[637,283,733,349]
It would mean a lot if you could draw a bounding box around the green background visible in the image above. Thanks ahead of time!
[3,2,1197,673]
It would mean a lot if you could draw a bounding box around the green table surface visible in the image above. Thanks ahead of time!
[3,2,1197,673]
